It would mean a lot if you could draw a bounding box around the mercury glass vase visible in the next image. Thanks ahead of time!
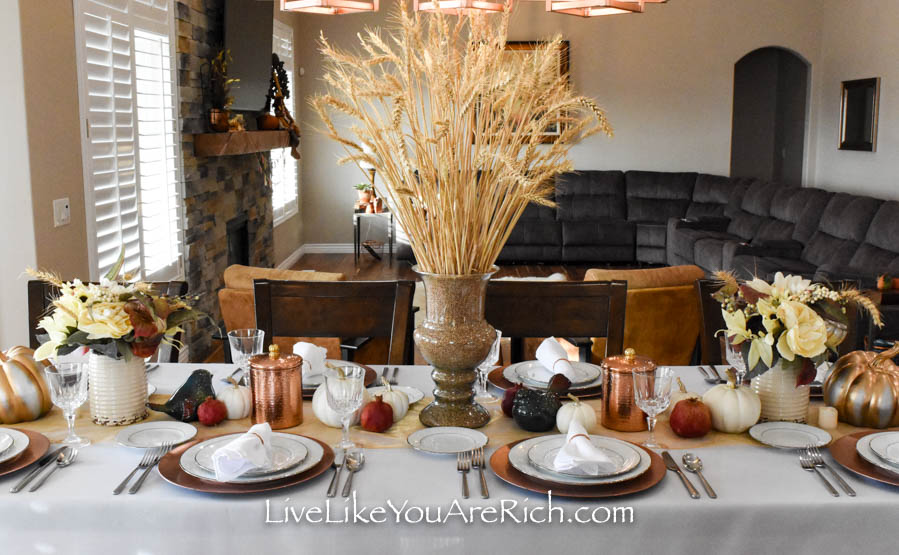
[414,266,496,428]
[88,352,149,426]
[751,360,811,423]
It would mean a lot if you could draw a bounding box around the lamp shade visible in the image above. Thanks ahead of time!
[413,0,506,13]
[547,0,644,17]
[281,0,378,14]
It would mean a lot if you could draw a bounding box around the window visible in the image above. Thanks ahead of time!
[272,19,299,225]
[74,0,184,281]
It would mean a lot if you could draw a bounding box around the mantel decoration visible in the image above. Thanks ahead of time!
[29,253,203,426]
[713,271,882,422]
[313,3,609,427]
[205,49,239,132]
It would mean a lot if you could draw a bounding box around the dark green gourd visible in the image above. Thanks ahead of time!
[148,369,215,422]
[512,388,561,432]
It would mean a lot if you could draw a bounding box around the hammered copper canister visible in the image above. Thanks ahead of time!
[249,344,303,429]
[601,348,656,432]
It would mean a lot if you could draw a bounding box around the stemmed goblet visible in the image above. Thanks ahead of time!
[633,366,675,449]
[43,363,90,447]
[725,340,747,387]
[324,365,366,452]
[227,329,265,386]
[475,329,502,403]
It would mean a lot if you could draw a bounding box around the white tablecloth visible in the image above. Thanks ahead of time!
[2,364,898,555]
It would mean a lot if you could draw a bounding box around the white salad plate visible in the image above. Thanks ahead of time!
[407,427,488,455]
[302,360,365,390]
[503,361,603,389]
[366,385,425,404]
[749,422,831,449]
[856,434,899,476]
[115,421,198,449]
[180,433,322,483]
[0,428,29,465]
[509,435,650,486]
[865,432,899,467]
[526,435,642,478]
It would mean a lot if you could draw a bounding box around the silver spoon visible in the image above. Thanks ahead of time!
[682,453,716,498]
[341,450,366,498]
[29,448,77,492]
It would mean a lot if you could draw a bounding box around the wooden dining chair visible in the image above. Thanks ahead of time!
[27,280,188,363]
[252,279,416,365]
[485,280,627,363]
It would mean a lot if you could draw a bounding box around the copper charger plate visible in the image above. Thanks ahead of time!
[487,366,602,400]
[829,430,899,487]
[301,363,378,400]
[158,433,335,494]
[489,438,665,498]
[0,429,51,478]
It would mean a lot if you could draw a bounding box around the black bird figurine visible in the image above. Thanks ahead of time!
[148,369,216,422]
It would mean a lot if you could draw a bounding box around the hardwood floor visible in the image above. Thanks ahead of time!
[289,253,652,281]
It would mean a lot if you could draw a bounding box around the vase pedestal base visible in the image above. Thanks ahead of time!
[420,399,490,429]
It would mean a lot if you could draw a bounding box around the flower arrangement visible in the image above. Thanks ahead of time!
[713,271,882,385]
[311,3,609,275]
[207,49,239,111]
[29,255,202,361]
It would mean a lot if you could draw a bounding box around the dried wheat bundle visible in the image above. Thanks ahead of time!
[311,2,611,274]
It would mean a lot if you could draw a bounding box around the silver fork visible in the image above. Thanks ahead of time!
[113,448,157,495]
[128,442,173,494]
[808,445,855,496]
[696,366,718,384]
[457,451,470,499]
[472,447,488,498]
[799,452,838,496]
[706,366,726,384]
[389,367,399,386]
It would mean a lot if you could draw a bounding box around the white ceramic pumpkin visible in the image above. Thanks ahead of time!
[378,377,409,422]
[216,379,251,420]
[660,377,701,421]
[312,384,372,428]
[0,346,53,424]
[702,384,761,433]
[556,394,597,433]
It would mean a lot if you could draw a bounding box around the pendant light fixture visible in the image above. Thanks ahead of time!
[547,0,644,17]
[280,0,379,15]
[413,0,506,14]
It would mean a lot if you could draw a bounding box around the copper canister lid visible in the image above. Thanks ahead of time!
[601,348,656,374]
[249,344,303,371]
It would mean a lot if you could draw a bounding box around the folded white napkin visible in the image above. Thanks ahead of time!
[294,342,328,379]
[211,423,273,482]
[0,433,12,454]
[552,420,616,476]
[535,337,577,381]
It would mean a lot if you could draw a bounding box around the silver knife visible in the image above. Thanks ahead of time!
[662,451,700,499]
[10,446,67,493]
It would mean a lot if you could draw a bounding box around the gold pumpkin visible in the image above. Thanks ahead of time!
[0,346,53,424]
[824,343,899,428]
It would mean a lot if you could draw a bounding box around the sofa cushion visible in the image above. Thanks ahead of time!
[562,221,635,246]
[790,188,833,244]
[694,237,726,271]
[636,223,667,248]
[625,170,696,223]
[753,188,800,242]
[850,200,899,265]
[562,245,635,262]
[497,245,562,262]
[506,219,562,246]
[668,223,737,262]
[636,247,667,265]
[726,182,779,240]
[555,171,626,221]
[802,193,883,267]
[731,255,818,281]
[687,174,756,219]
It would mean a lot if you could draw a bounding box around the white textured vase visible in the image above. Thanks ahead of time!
[88,352,148,426]
[752,360,810,423]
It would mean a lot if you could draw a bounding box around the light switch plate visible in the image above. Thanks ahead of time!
[53,197,70,227]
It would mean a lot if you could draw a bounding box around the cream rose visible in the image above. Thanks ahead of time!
[79,302,133,339]
[775,300,827,360]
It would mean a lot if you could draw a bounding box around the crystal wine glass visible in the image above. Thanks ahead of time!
[44,363,90,448]
[475,329,502,403]
[324,365,366,451]
[227,329,265,386]
[633,366,675,449]
[725,340,747,387]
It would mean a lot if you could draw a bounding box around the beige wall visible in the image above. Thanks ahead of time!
[811,0,899,200]
[19,0,90,279]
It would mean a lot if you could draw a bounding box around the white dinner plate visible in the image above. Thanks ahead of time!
[749,422,831,449]
[526,435,642,477]
[866,432,899,467]
[302,360,366,390]
[179,433,323,484]
[509,435,651,486]
[407,427,488,455]
[366,385,425,405]
[856,434,899,476]
[191,433,308,477]
[0,428,29,465]
[503,361,603,390]
[115,421,198,449]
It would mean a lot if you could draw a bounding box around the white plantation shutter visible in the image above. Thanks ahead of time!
[272,19,298,225]
[75,0,184,281]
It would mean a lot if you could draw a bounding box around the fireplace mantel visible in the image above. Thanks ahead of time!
[193,130,290,157]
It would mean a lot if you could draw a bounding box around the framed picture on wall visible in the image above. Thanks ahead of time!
[839,77,880,152]
[502,40,570,144]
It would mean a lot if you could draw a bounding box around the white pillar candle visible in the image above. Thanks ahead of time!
[818,406,839,430]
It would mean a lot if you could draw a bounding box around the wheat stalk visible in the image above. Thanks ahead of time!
[311,2,610,275]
